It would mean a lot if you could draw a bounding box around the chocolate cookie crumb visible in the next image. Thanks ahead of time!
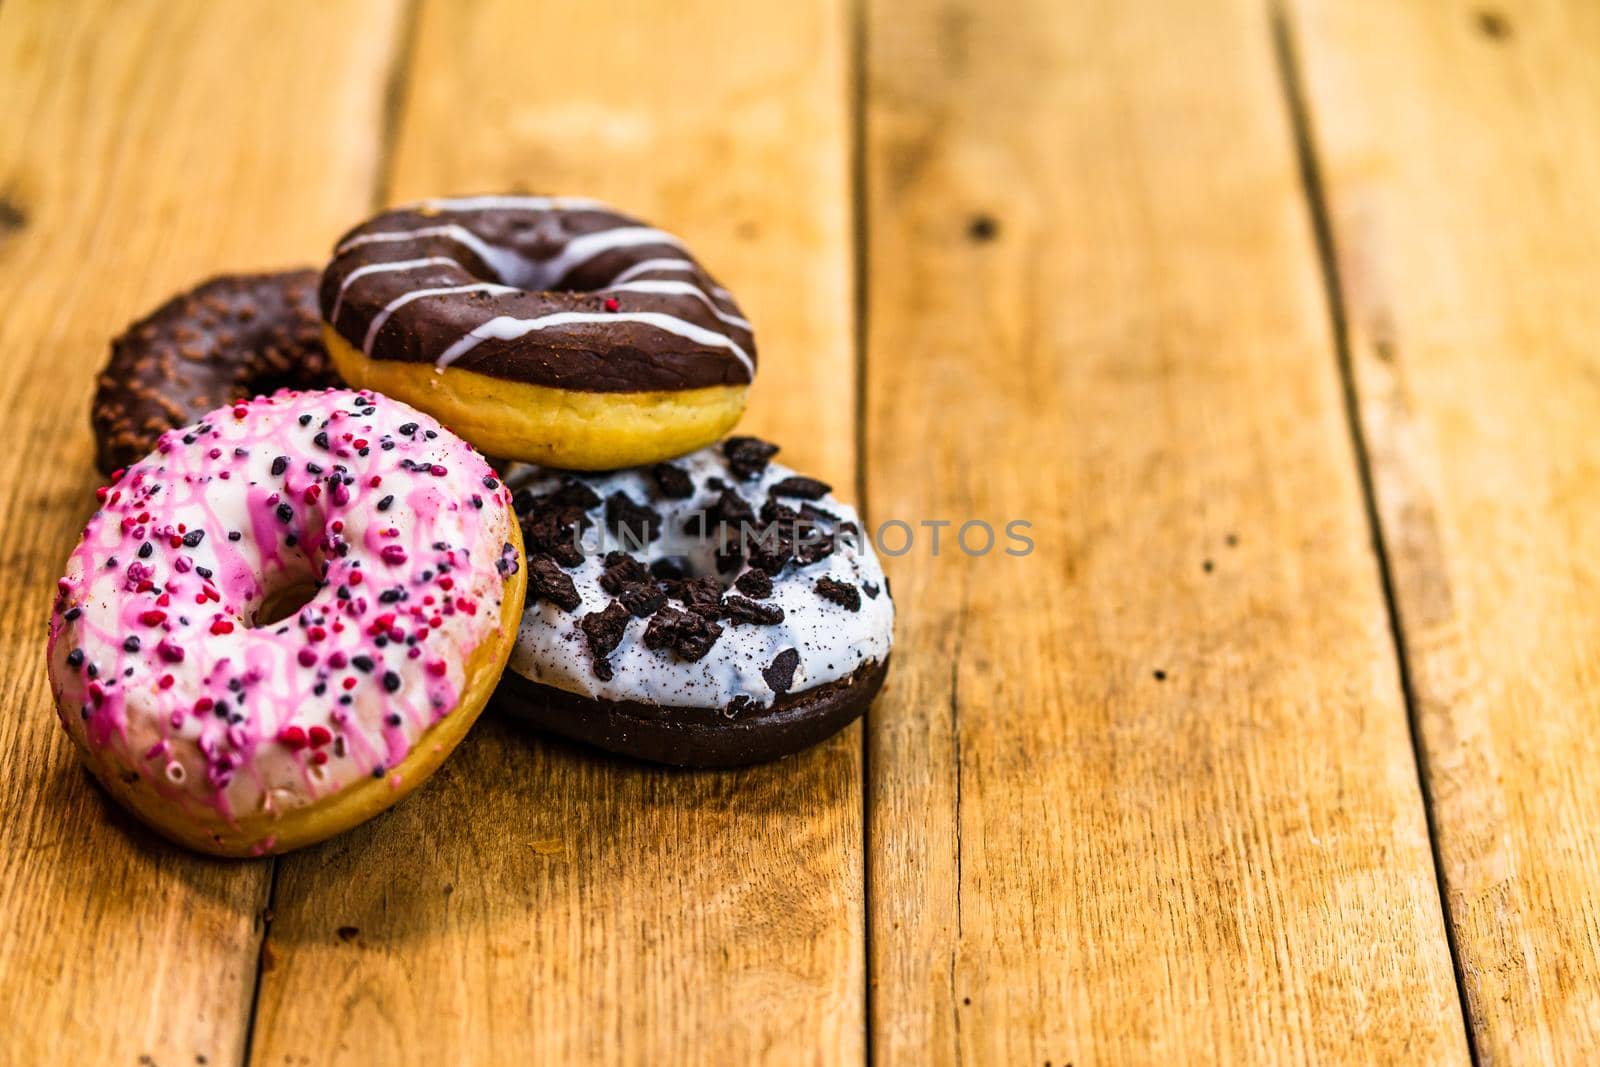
[579,601,631,679]
[770,476,831,500]
[604,491,662,545]
[734,569,773,598]
[651,462,694,498]
[763,648,801,693]
[722,595,785,625]
[643,604,724,661]
[723,436,780,479]
[527,556,582,612]
[816,577,862,612]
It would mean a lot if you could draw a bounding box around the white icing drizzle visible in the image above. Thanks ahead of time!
[331,256,463,324]
[336,225,528,282]
[606,256,736,302]
[506,445,894,710]
[434,310,754,375]
[363,283,521,355]
[600,280,752,331]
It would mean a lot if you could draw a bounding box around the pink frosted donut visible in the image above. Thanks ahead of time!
[46,388,526,856]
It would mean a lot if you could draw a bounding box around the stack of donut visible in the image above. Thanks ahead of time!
[51,196,894,856]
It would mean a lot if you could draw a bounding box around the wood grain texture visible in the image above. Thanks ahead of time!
[249,1,863,1063]
[861,1,1470,1062]
[0,2,404,1065]
[1288,0,1600,1058]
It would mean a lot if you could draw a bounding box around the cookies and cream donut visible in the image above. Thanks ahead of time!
[498,437,893,766]
[47,388,526,856]
[320,196,755,470]
[92,270,338,475]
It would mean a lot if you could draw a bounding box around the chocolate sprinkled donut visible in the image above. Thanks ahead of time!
[91,270,337,475]
[318,196,757,470]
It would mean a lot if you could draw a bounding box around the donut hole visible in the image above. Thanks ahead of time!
[253,579,319,628]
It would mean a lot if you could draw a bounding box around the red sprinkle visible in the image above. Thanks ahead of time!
[306,625,327,643]
[278,725,308,751]
[297,648,317,667]
[139,610,167,626]
[308,725,332,747]
[310,750,329,766]
[604,297,620,312]
[380,545,407,565]
[210,619,235,635]
[427,660,447,677]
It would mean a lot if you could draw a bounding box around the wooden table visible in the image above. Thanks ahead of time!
[3,1,1597,1062]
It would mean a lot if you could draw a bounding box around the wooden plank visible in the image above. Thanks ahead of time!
[249,1,863,1063]
[0,2,404,1064]
[861,0,1470,1061]
[1286,0,1600,1058]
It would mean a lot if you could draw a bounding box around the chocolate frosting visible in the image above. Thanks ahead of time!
[319,196,756,393]
[91,270,336,474]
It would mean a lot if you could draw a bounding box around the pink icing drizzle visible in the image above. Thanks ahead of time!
[46,388,519,833]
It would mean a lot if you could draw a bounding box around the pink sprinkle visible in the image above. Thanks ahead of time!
[297,648,317,667]
[429,464,448,477]
[328,651,348,669]
[380,545,407,565]
[157,640,185,663]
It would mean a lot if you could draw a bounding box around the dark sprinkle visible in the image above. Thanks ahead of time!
[298,414,313,426]
[376,495,394,512]
[312,431,330,450]
[271,456,289,476]
[382,670,401,693]
[228,531,242,541]
[196,566,213,580]
[862,581,880,599]
[123,636,141,652]
[64,606,82,621]
[182,530,205,547]
[66,648,85,668]
[399,422,418,435]
[352,655,374,673]
[137,541,153,559]
[276,502,293,524]
[483,476,499,490]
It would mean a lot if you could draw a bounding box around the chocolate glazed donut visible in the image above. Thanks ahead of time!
[91,270,336,475]
[318,196,756,470]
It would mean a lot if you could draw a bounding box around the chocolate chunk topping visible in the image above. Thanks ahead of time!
[770,476,831,500]
[734,569,773,598]
[604,491,662,546]
[862,581,880,600]
[816,577,862,612]
[651,462,694,499]
[579,601,631,679]
[721,595,785,626]
[668,575,724,619]
[649,557,689,581]
[516,477,602,567]
[762,648,801,694]
[643,605,724,662]
[597,551,653,594]
[723,436,780,479]
[527,556,582,612]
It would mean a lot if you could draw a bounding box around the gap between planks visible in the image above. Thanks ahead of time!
[1267,5,1479,1062]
